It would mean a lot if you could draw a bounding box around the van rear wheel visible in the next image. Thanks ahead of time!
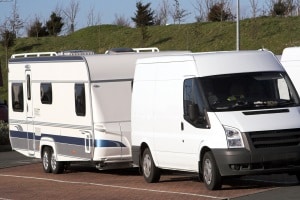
[142,148,160,183]
[42,147,52,173]
[202,151,222,190]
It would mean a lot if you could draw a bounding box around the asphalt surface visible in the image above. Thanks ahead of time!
[1,145,300,200]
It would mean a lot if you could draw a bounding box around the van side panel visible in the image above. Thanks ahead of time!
[132,59,225,171]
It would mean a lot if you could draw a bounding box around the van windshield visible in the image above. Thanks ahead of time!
[200,72,300,111]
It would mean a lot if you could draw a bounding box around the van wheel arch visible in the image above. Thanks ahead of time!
[199,147,211,175]
[201,151,222,190]
[141,147,161,183]
[140,143,149,166]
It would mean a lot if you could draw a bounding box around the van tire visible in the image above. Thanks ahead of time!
[50,150,64,174]
[42,147,52,173]
[142,148,161,183]
[202,151,222,190]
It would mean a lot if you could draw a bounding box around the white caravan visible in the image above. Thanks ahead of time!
[131,50,300,190]
[281,47,300,94]
[8,49,187,174]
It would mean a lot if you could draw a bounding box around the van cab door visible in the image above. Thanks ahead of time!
[25,67,35,155]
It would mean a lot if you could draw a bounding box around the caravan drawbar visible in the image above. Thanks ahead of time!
[8,48,186,173]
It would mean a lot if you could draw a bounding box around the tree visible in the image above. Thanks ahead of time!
[170,0,190,24]
[27,17,48,38]
[249,0,260,18]
[63,0,79,34]
[8,0,24,37]
[193,0,206,22]
[113,14,131,27]
[0,20,15,68]
[154,0,169,25]
[46,12,64,36]
[207,2,234,22]
[132,1,155,27]
[87,5,101,26]
[131,1,155,46]
[271,0,288,16]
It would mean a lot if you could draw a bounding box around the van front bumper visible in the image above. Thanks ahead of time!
[211,147,300,176]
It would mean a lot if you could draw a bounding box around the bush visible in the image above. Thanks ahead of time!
[0,121,9,145]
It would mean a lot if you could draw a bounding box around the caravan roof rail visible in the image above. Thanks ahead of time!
[57,50,95,56]
[11,52,57,58]
[105,47,160,54]
[133,47,159,53]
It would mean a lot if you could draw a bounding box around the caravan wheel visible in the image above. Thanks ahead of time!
[142,148,161,183]
[50,150,64,174]
[42,147,52,173]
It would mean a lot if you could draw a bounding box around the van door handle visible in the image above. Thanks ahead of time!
[181,122,184,131]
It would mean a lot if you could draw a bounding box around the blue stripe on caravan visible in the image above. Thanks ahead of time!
[10,130,126,147]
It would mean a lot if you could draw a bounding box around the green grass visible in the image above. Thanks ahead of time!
[1,16,300,101]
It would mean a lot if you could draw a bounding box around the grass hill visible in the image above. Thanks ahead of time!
[1,16,300,101]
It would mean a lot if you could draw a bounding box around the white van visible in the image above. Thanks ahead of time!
[8,49,188,174]
[281,47,300,94]
[131,50,300,190]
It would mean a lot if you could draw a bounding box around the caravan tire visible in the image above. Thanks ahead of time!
[142,148,161,183]
[42,147,52,173]
[50,150,64,174]
[202,151,222,190]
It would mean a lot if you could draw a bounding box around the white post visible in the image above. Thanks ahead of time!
[236,0,240,51]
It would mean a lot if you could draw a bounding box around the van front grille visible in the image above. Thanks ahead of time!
[247,128,300,149]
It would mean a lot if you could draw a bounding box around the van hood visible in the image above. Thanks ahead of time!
[214,107,300,132]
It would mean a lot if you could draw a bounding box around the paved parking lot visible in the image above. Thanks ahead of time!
[0,149,300,200]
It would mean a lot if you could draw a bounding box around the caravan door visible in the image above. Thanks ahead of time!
[25,68,35,155]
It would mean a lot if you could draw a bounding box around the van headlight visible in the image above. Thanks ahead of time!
[224,126,244,148]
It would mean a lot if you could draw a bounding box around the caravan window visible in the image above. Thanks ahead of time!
[75,84,86,116]
[12,83,24,112]
[40,83,52,104]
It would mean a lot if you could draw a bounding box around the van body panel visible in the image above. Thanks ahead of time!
[281,47,300,96]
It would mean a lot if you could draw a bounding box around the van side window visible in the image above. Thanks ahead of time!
[183,78,209,128]
[40,83,52,104]
[75,84,86,116]
[12,83,24,112]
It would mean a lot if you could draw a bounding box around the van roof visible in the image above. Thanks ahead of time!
[137,50,284,77]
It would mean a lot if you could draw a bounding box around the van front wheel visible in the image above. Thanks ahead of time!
[142,148,161,183]
[202,151,222,190]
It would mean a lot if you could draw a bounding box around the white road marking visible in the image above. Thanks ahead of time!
[0,174,227,200]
